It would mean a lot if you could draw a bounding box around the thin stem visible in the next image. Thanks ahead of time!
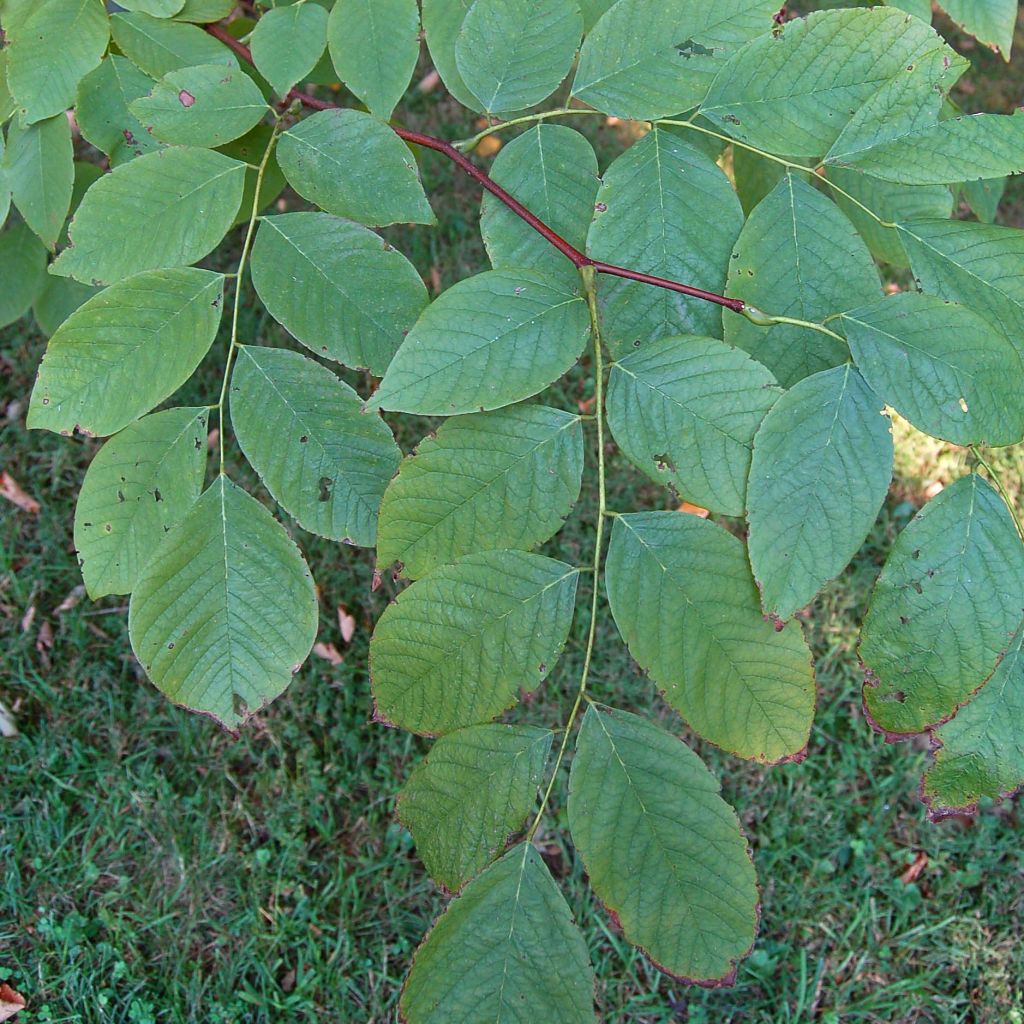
[527,265,607,842]
[662,118,897,229]
[740,308,848,344]
[453,107,604,152]
[216,116,283,473]
[970,446,1024,541]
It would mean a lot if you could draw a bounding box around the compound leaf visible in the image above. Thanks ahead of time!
[748,365,894,622]
[130,64,269,148]
[128,475,318,729]
[6,0,109,124]
[377,404,584,579]
[724,174,880,387]
[606,334,781,516]
[76,56,163,166]
[327,0,419,119]
[51,146,245,285]
[27,268,223,436]
[370,551,578,735]
[249,212,428,376]
[401,843,596,1024]
[923,622,1024,816]
[840,292,1024,447]
[605,512,815,763]
[277,109,435,227]
[568,705,759,984]
[110,11,238,77]
[367,270,590,416]
[455,0,582,115]
[74,406,208,598]
[251,2,328,98]
[398,724,553,892]
[571,0,778,120]
[586,127,742,356]
[230,346,401,546]
[4,112,74,250]
[861,474,1024,735]
[700,7,961,159]
[480,124,599,289]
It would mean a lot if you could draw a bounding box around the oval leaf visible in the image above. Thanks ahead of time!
[860,473,1024,735]
[74,407,208,598]
[748,365,894,621]
[398,724,553,892]
[420,0,479,110]
[230,346,401,546]
[367,270,590,416]
[605,512,816,763]
[77,56,163,166]
[371,551,579,735]
[568,705,759,984]
[606,334,781,516]
[110,11,238,78]
[377,404,584,580]
[0,223,49,328]
[251,3,328,98]
[27,268,224,437]
[128,476,318,729]
[401,844,596,1023]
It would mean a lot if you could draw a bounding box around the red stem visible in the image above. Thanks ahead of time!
[205,22,746,315]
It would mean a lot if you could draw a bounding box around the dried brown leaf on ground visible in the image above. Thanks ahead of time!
[0,472,40,514]
[0,983,26,1021]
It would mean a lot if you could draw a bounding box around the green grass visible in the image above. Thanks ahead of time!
[5,25,1024,1024]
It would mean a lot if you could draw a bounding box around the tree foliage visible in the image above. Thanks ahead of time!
[4,0,1024,1013]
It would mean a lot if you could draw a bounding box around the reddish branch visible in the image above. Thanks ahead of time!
[206,23,747,315]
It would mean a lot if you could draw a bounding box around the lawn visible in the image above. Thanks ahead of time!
[3,8,1024,1022]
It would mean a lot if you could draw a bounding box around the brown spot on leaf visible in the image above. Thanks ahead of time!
[179,90,196,108]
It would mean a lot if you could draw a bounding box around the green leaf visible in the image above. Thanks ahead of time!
[579,0,615,31]
[886,0,932,20]
[861,474,1024,735]
[963,176,1006,224]
[606,335,781,516]
[6,0,109,124]
[173,0,234,22]
[840,292,1024,447]
[128,475,318,729]
[32,275,100,335]
[454,0,582,115]
[923,622,1024,816]
[130,64,269,148]
[277,109,435,227]
[897,219,1024,358]
[74,407,207,598]
[250,2,328,98]
[701,7,961,159]
[823,167,952,267]
[420,0,479,110]
[110,11,238,78]
[249,213,427,376]
[76,56,163,167]
[397,724,553,892]
[605,512,815,763]
[230,346,400,546]
[586,127,742,356]
[0,53,16,126]
[724,175,880,388]
[481,125,598,289]
[732,146,805,217]
[401,844,597,1024]
[831,111,1024,185]
[568,705,759,983]
[939,0,1015,59]
[0,223,48,328]
[367,270,590,416]
[748,365,894,621]
[370,551,579,735]
[51,147,245,286]
[571,0,779,121]
[27,268,224,437]
[4,113,74,250]
[119,0,185,16]
[327,0,419,119]
[219,124,288,228]
[377,404,584,580]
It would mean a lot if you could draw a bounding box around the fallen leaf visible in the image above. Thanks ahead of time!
[337,606,356,644]
[677,501,710,518]
[36,619,54,652]
[898,851,928,885]
[0,472,40,514]
[0,700,19,739]
[416,69,440,93]
[0,983,26,1021]
[20,605,36,634]
[312,641,344,666]
[55,584,86,614]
